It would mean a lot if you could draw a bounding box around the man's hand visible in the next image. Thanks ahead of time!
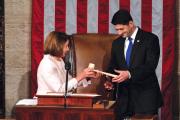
[112,70,130,83]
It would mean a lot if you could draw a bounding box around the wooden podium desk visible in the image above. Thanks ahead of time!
[15,105,115,120]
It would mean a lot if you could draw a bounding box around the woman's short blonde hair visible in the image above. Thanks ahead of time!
[44,31,71,57]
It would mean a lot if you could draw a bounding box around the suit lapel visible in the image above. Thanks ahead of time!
[130,28,142,67]
[117,37,126,65]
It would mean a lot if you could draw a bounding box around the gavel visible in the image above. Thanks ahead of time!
[88,63,117,78]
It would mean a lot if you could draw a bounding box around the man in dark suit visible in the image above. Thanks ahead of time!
[105,9,163,120]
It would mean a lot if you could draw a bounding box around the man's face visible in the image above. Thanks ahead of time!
[114,21,133,38]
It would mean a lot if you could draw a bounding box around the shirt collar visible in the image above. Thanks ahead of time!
[130,27,138,40]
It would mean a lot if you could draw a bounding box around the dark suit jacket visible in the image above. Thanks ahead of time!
[107,28,163,116]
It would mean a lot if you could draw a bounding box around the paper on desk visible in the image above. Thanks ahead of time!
[16,99,37,105]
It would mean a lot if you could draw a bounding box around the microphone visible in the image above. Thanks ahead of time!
[64,53,71,108]
[64,53,71,70]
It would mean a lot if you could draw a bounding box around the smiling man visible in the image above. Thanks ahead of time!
[105,9,163,120]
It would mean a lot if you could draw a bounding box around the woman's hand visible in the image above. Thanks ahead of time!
[76,68,98,82]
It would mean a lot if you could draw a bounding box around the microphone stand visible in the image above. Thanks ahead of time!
[64,62,71,108]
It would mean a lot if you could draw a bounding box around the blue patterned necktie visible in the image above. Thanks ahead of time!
[126,37,133,67]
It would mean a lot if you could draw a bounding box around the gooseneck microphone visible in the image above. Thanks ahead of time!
[64,53,71,108]
[64,53,71,71]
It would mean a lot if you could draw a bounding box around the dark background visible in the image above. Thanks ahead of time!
[0,0,5,118]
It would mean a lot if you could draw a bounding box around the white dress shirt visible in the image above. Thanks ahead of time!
[124,27,138,79]
[124,27,138,57]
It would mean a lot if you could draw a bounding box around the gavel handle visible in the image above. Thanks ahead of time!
[93,70,117,78]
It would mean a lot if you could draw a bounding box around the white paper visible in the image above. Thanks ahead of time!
[16,99,37,105]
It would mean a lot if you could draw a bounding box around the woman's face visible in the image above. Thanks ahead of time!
[62,40,70,57]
